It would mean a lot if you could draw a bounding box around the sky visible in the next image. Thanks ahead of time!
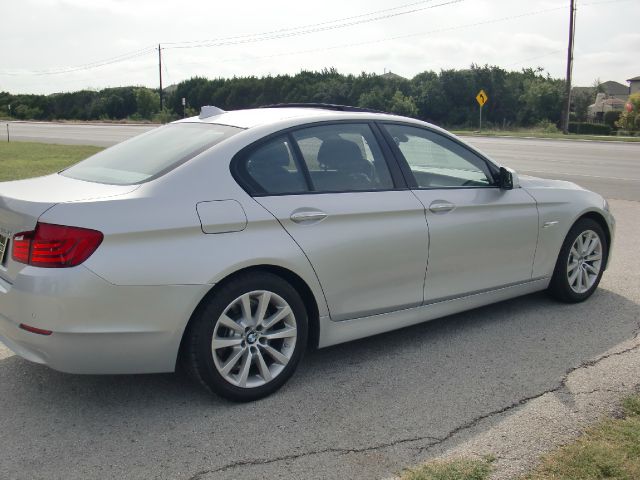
[1,0,639,95]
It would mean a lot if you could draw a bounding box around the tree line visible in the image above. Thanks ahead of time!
[0,65,574,128]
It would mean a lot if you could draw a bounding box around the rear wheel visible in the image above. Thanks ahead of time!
[548,218,608,303]
[183,272,308,401]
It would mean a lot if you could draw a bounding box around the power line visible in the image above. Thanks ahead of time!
[174,5,568,67]
[0,0,461,76]
[162,0,444,46]
[163,0,465,50]
[0,46,156,76]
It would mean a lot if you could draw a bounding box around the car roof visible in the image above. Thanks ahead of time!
[174,106,410,130]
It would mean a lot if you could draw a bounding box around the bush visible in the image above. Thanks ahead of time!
[568,122,612,135]
[537,119,559,133]
[603,110,621,129]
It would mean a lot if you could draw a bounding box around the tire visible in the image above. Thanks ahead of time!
[548,218,608,303]
[182,271,308,402]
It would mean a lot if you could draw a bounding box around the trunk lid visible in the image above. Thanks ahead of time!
[0,174,137,281]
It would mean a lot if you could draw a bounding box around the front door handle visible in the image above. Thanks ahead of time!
[290,211,328,224]
[429,201,456,214]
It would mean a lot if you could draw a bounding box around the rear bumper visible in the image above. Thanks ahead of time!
[0,266,208,374]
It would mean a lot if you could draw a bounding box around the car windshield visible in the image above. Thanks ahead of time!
[61,123,242,185]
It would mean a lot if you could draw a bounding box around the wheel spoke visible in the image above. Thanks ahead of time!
[239,293,252,323]
[586,237,599,255]
[212,336,243,350]
[567,261,579,273]
[262,306,291,330]
[586,253,602,261]
[220,347,245,375]
[218,314,244,333]
[582,268,590,288]
[237,351,252,387]
[255,292,272,326]
[568,268,580,286]
[255,350,272,382]
[261,344,289,365]
[570,246,580,259]
[576,234,585,252]
[262,326,297,340]
[575,267,583,290]
[584,263,599,275]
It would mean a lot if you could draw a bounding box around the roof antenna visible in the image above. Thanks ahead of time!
[199,105,225,119]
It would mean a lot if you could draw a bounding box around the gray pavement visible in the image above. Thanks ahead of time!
[0,122,639,480]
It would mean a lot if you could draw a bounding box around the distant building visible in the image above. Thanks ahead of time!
[379,71,407,81]
[599,80,629,101]
[588,93,626,121]
[628,75,640,95]
[584,80,629,121]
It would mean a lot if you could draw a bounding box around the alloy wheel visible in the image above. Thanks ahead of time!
[211,290,297,388]
[567,229,602,294]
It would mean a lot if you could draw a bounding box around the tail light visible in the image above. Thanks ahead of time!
[12,222,103,268]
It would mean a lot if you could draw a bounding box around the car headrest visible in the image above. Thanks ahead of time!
[317,137,364,170]
[249,142,291,170]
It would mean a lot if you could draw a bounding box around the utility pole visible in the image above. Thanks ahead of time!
[562,0,576,134]
[158,44,163,112]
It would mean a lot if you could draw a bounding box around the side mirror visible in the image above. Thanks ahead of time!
[499,167,516,190]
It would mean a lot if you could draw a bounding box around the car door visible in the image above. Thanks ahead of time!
[380,123,539,303]
[234,123,429,321]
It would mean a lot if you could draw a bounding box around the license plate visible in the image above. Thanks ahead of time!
[0,234,8,264]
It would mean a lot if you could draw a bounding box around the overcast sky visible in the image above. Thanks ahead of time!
[2,0,638,95]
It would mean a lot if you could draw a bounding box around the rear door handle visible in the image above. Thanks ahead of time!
[290,211,328,224]
[429,201,456,214]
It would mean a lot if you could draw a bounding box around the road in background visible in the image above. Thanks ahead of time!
[4,121,640,201]
[5,121,154,147]
[465,136,640,202]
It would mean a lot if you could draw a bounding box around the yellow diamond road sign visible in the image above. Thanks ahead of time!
[476,89,488,107]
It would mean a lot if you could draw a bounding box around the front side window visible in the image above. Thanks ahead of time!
[292,124,394,192]
[61,123,242,185]
[382,124,494,188]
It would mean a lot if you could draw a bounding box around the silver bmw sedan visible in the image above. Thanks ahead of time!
[0,105,614,401]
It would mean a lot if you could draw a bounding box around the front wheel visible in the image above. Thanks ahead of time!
[182,272,308,402]
[548,218,608,303]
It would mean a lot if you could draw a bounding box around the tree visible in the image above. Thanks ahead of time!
[135,88,159,119]
[387,90,418,117]
[615,93,640,132]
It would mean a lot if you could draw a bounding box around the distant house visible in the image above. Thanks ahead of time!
[628,75,640,95]
[600,80,629,101]
[379,71,407,81]
[585,80,629,121]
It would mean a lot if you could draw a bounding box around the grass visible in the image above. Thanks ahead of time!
[452,129,640,142]
[399,394,640,480]
[0,141,102,182]
[524,393,640,480]
[400,456,494,480]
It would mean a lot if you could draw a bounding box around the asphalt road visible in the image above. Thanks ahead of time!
[5,121,639,201]
[465,136,640,202]
[1,122,639,480]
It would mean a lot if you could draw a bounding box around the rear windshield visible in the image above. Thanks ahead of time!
[61,123,242,185]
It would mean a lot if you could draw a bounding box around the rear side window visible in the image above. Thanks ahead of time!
[292,124,394,192]
[243,137,308,194]
[61,123,242,185]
